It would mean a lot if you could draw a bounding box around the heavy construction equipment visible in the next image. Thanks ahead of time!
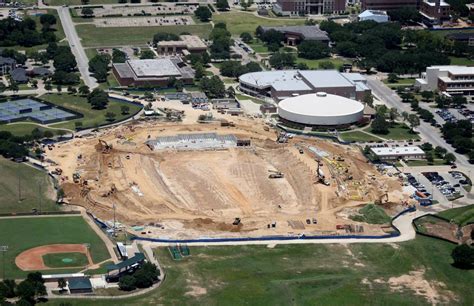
[374,192,389,205]
[72,172,81,183]
[233,218,241,225]
[316,164,330,186]
[268,169,284,179]
[98,139,112,154]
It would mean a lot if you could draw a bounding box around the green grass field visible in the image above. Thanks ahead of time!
[0,122,69,137]
[42,252,90,268]
[212,12,305,36]
[295,57,349,69]
[235,93,265,104]
[404,159,446,167]
[437,204,474,226]
[45,0,118,5]
[0,157,57,214]
[340,131,381,142]
[38,93,142,130]
[0,216,110,279]
[365,123,420,141]
[75,24,213,47]
[48,235,474,305]
[449,56,474,66]
[383,78,416,87]
[349,204,391,224]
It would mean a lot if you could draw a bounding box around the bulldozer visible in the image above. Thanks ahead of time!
[268,169,284,179]
[374,193,389,205]
[98,139,112,154]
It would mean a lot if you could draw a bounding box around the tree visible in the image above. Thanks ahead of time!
[363,92,374,107]
[81,7,94,18]
[240,32,253,43]
[67,86,77,95]
[89,54,110,83]
[112,49,127,63]
[9,82,19,93]
[401,111,409,122]
[421,91,434,101]
[194,62,205,80]
[43,131,54,139]
[194,6,212,22]
[434,146,447,158]
[78,85,90,96]
[0,280,16,298]
[87,88,108,109]
[451,244,474,269]
[371,115,389,134]
[57,278,67,292]
[389,107,399,123]
[407,114,420,132]
[140,50,155,59]
[296,62,309,70]
[31,79,38,88]
[53,49,77,72]
[119,275,136,291]
[44,82,52,92]
[105,112,116,122]
[319,61,335,70]
[420,142,433,151]
[240,0,253,11]
[269,52,295,69]
[216,0,230,11]
[387,73,398,83]
[444,152,456,164]
[452,95,467,108]
[56,84,62,93]
[200,76,225,98]
[39,14,57,31]
[426,151,434,164]
[297,41,330,60]
[121,105,130,115]
[153,32,180,44]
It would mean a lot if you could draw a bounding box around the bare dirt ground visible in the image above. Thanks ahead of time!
[15,244,93,271]
[45,113,409,239]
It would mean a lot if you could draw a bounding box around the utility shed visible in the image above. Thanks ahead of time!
[68,277,93,294]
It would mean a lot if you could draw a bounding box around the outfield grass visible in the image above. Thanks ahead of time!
[365,123,420,141]
[340,131,381,142]
[0,216,110,279]
[49,235,474,305]
[295,57,349,69]
[39,93,142,130]
[212,12,305,36]
[0,122,68,137]
[0,157,57,214]
[437,204,474,226]
[43,252,89,268]
[75,24,213,47]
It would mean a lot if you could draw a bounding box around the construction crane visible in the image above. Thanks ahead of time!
[268,169,284,179]
[98,139,112,154]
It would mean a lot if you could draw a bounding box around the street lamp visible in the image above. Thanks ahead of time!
[0,245,8,280]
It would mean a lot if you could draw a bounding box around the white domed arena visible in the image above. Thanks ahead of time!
[278,92,364,126]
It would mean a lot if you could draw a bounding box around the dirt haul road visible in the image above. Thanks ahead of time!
[46,119,408,239]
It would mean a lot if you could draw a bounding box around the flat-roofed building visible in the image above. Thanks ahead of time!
[239,70,370,101]
[112,57,194,87]
[361,0,418,11]
[273,0,346,16]
[415,65,474,99]
[370,146,426,161]
[257,25,329,46]
[156,35,207,56]
[420,0,450,24]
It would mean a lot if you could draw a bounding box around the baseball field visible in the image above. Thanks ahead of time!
[0,216,111,279]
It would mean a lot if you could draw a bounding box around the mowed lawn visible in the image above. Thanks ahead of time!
[75,24,213,47]
[438,204,474,226]
[40,93,142,130]
[340,130,382,143]
[0,216,110,279]
[213,12,305,36]
[0,157,57,214]
[45,0,118,5]
[49,236,474,305]
[364,123,420,141]
[0,122,68,136]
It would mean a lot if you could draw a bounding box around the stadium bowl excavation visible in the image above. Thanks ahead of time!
[46,120,407,239]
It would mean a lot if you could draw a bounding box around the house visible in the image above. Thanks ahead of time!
[29,67,51,77]
[0,56,16,75]
[10,68,28,83]
[68,277,93,294]
[358,10,389,22]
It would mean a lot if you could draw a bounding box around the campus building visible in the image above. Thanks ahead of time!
[112,58,194,87]
[239,70,370,101]
[415,65,474,98]
[273,0,346,16]
[358,10,390,22]
[257,26,329,46]
[419,0,450,24]
[369,146,426,161]
[155,35,207,56]
[361,0,418,11]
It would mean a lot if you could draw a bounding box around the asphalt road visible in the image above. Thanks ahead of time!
[366,75,470,167]
[55,6,98,89]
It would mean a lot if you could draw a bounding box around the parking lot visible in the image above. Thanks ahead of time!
[76,4,197,18]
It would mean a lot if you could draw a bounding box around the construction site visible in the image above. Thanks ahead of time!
[45,114,410,239]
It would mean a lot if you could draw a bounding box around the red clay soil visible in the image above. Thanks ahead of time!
[15,244,93,271]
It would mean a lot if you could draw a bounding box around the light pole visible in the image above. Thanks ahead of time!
[0,245,8,280]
